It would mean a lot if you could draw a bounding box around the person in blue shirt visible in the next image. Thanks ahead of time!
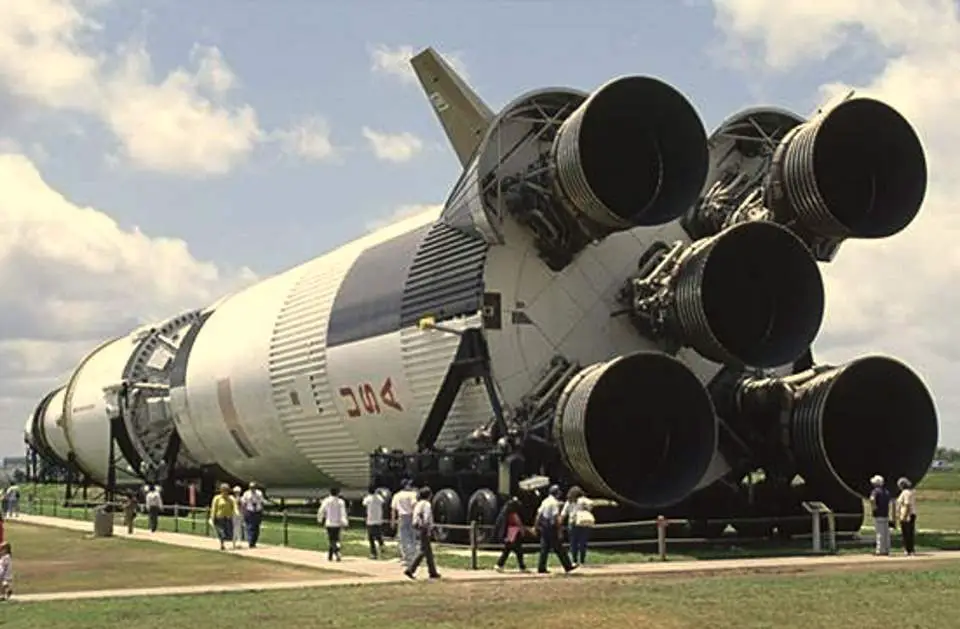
[869,475,892,556]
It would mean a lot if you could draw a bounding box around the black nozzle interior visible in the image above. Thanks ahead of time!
[818,357,938,497]
[577,77,708,226]
[699,222,825,367]
[582,351,717,508]
[813,99,927,238]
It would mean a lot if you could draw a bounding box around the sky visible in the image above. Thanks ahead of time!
[2,0,960,457]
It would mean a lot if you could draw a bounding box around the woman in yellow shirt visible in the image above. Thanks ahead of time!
[210,483,239,551]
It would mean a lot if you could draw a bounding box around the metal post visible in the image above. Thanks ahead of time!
[282,510,289,547]
[470,520,479,570]
[827,512,837,553]
[811,513,822,552]
[656,515,668,561]
[53,499,57,517]
[173,504,180,533]
[192,508,197,532]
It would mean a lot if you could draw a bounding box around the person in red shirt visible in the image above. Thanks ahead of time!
[494,497,528,572]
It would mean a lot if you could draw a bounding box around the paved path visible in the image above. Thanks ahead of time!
[9,514,960,603]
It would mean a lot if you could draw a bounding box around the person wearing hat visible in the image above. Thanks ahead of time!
[390,479,418,567]
[896,477,918,556]
[534,484,576,574]
[210,483,239,551]
[240,481,266,548]
[869,474,893,556]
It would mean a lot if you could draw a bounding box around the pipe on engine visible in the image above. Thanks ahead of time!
[553,76,708,230]
[553,351,718,509]
[790,356,938,498]
[673,221,825,368]
[766,98,927,239]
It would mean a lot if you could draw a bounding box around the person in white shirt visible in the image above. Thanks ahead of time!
[0,541,12,600]
[403,486,441,580]
[144,485,163,533]
[240,481,265,548]
[391,479,417,566]
[317,487,349,561]
[535,484,575,574]
[231,486,245,548]
[362,486,386,559]
[896,477,918,556]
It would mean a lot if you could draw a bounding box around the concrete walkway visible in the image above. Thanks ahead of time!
[10,514,960,603]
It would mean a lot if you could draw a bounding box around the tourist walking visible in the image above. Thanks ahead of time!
[535,485,576,574]
[144,485,163,533]
[362,486,386,559]
[210,483,238,551]
[317,487,349,561]
[493,497,528,572]
[240,482,265,548]
[404,486,441,580]
[391,479,417,566]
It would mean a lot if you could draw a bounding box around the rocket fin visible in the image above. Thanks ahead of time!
[410,47,494,167]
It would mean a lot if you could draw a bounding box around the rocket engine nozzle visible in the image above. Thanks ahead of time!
[766,98,927,240]
[789,356,938,498]
[553,76,709,231]
[553,351,718,509]
[629,221,825,368]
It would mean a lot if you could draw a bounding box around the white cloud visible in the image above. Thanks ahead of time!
[0,0,335,176]
[365,203,442,232]
[361,127,424,163]
[711,0,960,444]
[369,44,470,85]
[0,150,256,453]
[270,116,337,162]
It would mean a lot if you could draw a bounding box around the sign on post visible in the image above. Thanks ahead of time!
[801,501,836,553]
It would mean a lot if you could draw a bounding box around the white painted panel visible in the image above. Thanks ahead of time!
[62,336,141,484]
[42,387,70,463]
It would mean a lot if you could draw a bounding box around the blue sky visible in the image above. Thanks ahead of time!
[3,0,960,455]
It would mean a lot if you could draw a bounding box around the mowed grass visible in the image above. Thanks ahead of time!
[2,522,340,594]
[9,560,960,629]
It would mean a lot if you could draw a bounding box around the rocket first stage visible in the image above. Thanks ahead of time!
[25,48,938,539]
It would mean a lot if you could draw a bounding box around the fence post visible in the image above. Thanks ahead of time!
[83,502,89,521]
[52,499,57,517]
[469,520,479,570]
[191,508,197,533]
[826,512,837,553]
[812,513,822,552]
[282,510,289,547]
[656,515,668,561]
[38,498,43,516]
[204,513,211,537]
[173,504,180,533]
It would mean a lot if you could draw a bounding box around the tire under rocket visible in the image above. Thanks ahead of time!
[25,48,938,521]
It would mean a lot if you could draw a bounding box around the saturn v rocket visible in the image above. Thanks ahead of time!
[25,48,938,537]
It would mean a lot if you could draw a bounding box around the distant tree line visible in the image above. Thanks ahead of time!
[934,447,960,462]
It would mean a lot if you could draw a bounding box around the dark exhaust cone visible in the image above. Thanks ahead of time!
[766,98,927,239]
[553,76,708,230]
[674,221,825,368]
[553,351,718,509]
[791,356,938,498]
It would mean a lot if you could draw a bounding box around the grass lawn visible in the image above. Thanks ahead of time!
[1,522,342,594]
[7,559,960,629]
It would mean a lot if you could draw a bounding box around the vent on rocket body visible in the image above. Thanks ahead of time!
[727,355,938,499]
[620,221,825,368]
[689,98,927,261]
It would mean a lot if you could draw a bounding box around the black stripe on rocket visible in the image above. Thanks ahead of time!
[326,220,491,348]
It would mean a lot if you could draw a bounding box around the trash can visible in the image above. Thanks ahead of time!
[94,505,114,538]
